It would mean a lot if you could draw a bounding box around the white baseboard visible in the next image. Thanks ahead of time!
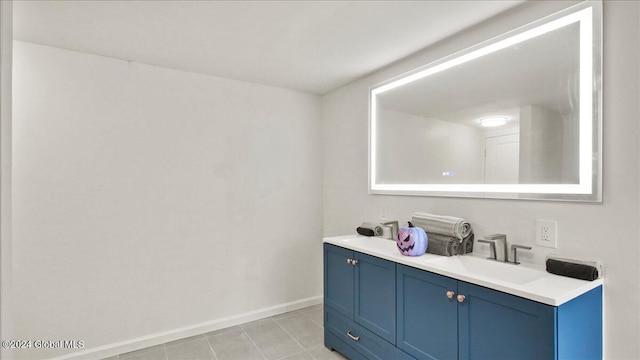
[53,295,323,360]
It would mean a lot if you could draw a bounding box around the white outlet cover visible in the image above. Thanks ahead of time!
[536,219,558,248]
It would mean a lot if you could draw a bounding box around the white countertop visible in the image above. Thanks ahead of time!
[324,234,603,306]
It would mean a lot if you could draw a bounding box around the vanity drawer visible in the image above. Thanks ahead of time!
[325,307,396,360]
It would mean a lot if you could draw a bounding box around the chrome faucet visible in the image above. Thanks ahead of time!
[477,238,497,259]
[382,221,399,240]
[478,234,507,262]
[478,234,531,265]
[510,244,532,265]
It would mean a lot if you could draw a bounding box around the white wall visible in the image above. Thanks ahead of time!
[0,1,13,359]
[322,1,640,359]
[12,41,323,359]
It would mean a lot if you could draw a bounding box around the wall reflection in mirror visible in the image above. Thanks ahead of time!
[370,2,601,201]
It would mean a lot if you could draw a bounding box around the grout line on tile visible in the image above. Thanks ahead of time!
[272,316,307,352]
[241,330,269,360]
[204,335,219,360]
[306,348,320,360]
[302,311,323,328]
[162,343,169,360]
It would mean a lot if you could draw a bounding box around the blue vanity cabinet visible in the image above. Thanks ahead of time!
[324,244,397,359]
[396,264,458,360]
[325,243,602,360]
[396,264,602,360]
[457,281,556,360]
[324,244,355,319]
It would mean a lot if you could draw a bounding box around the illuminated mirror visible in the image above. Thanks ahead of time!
[369,1,601,201]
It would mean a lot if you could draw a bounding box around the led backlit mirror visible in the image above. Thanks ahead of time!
[369,1,601,201]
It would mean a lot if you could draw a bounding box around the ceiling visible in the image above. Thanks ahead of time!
[13,0,524,95]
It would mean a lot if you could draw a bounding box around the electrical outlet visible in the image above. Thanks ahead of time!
[535,219,557,248]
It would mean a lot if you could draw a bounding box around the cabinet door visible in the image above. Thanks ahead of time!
[457,281,555,360]
[397,264,458,360]
[324,244,354,318]
[354,252,396,344]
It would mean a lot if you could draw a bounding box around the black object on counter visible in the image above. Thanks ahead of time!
[356,227,375,237]
[546,258,599,281]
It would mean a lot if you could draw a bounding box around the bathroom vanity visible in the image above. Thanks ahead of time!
[323,235,603,360]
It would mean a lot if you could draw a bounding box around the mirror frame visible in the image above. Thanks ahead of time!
[369,1,602,202]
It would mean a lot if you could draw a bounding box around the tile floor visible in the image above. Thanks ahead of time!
[103,305,348,360]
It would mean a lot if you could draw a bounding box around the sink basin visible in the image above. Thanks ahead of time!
[427,256,547,285]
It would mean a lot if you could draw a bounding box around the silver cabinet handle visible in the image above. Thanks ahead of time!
[351,259,358,265]
[457,294,466,303]
[346,258,353,265]
[346,331,360,341]
[446,290,455,299]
